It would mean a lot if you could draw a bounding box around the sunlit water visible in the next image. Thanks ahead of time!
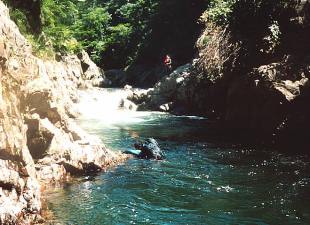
[46,89,310,225]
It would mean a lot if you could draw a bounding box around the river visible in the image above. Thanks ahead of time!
[45,88,310,225]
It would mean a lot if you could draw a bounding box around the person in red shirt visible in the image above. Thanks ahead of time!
[164,54,172,70]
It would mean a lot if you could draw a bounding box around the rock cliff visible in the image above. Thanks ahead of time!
[130,0,310,150]
[0,2,125,224]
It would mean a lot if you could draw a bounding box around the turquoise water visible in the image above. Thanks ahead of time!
[46,90,310,225]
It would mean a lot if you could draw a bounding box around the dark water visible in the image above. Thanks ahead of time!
[46,91,310,225]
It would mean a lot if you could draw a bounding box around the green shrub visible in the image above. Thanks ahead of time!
[9,8,31,34]
[203,0,237,25]
[25,34,55,59]
[5,5,54,59]
[263,20,281,54]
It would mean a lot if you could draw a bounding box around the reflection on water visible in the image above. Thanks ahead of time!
[46,89,310,225]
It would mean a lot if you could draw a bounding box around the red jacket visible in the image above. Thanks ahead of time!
[164,56,171,65]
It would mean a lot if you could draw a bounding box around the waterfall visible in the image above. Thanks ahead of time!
[77,88,154,125]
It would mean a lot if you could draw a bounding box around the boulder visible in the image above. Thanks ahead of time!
[35,162,67,183]
[77,50,110,87]
[25,115,54,160]
[0,161,24,194]
[129,64,192,111]
[127,88,150,105]
[0,160,41,225]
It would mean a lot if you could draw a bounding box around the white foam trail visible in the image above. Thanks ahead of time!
[77,88,159,126]
[175,115,207,120]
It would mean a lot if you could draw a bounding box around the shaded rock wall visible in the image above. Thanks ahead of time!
[2,0,41,33]
[0,1,125,224]
[193,0,310,147]
[131,1,310,150]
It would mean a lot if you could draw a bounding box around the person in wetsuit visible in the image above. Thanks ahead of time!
[124,138,165,160]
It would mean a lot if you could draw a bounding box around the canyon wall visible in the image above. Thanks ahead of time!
[130,0,310,150]
[0,2,124,224]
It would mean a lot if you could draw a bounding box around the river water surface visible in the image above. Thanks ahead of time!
[46,89,310,225]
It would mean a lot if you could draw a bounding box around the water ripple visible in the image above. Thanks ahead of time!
[46,89,310,225]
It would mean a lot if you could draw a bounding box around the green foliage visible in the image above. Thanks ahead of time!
[6,0,201,69]
[74,7,111,61]
[9,8,30,34]
[4,1,51,58]
[25,34,55,59]
[38,0,159,67]
[263,20,281,54]
[133,0,207,68]
[41,0,81,53]
[203,0,237,25]
[227,0,292,57]
[94,0,159,68]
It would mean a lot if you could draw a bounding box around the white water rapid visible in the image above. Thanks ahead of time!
[77,88,160,126]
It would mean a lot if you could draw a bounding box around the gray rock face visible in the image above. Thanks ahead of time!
[77,50,111,87]
[0,2,127,223]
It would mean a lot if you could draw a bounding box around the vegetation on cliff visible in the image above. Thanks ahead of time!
[198,0,310,149]
[3,0,157,62]
[4,0,206,70]
[197,0,309,81]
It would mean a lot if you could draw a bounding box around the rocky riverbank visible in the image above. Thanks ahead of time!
[0,2,127,224]
[128,0,310,150]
